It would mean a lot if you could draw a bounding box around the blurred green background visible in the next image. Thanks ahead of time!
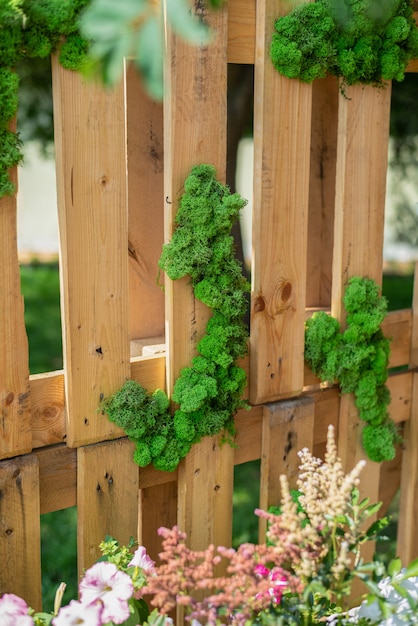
[21,261,414,608]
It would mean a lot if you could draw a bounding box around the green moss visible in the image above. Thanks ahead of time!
[270,0,418,89]
[0,1,90,198]
[102,165,249,472]
[305,277,400,462]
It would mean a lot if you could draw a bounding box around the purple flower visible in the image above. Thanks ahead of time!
[79,562,133,624]
[52,599,103,626]
[0,594,34,626]
[128,546,155,573]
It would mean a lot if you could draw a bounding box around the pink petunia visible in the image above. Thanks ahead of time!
[79,561,133,624]
[0,594,34,626]
[128,546,156,573]
[52,599,103,626]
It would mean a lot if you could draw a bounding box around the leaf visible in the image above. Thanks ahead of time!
[135,15,164,100]
[365,516,390,539]
[33,613,54,625]
[388,557,402,577]
[403,557,418,579]
[361,501,382,519]
[166,0,211,44]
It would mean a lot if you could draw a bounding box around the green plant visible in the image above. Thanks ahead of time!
[305,276,400,463]
[270,0,418,89]
[0,0,90,197]
[103,164,249,472]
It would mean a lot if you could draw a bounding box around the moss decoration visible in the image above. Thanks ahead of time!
[103,165,249,472]
[0,0,90,197]
[270,0,418,89]
[305,276,401,463]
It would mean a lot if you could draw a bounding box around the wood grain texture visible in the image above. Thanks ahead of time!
[0,455,41,609]
[37,444,77,514]
[0,156,31,459]
[331,84,391,320]
[306,76,338,308]
[77,439,139,575]
[227,0,256,64]
[52,59,130,447]
[331,84,392,508]
[163,0,235,579]
[250,0,312,404]
[397,263,418,563]
[259,397,314,540]
[126,66,165,341]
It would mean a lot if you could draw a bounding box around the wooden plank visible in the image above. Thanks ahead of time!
[51,59,130,447]
[0,152,31,459]
[37,444,77,514]
[398,262,418,563]
[139,482,178,563]
[227,0,256,64]
[31,370,65,448]
[77,439,139,576]
[306,75,338,308]
[0,455,41,609]
[250,0,312,404]
[331,84,391,321]
[126,65,165,341]
[164,0,234,565]
[259,397,314,540]
[331,83,391,513]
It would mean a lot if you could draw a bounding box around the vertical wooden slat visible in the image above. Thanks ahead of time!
[306,75,339,308]
[163,0,234,584]
[0,156,31,459]
[397,262,418,563]
[0,455,41,609]
[77,439,139,576]
[332,84,392,489]
[250,0,312,404]
[139,481,177,563]
[51,60,130,447]
[259,397,314,540]
[126,65,165,342]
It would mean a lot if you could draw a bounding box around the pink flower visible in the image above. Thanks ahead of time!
[0,594,34,626]
[79,562,133,624]
[254,564,269,578]
[269,568,287,603]
[128,546,155,573]
[52,599,103,626]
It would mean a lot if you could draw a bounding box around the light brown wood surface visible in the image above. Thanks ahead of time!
[251,0,312,404]
[52,60,130,447]
[126,66,165,341]
[77,439,139,576]
[0,156,31,459]
[0,455,41,609]
[259,397,315,539]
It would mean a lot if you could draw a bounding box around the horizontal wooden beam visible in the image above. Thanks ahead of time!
[36,369,413,514]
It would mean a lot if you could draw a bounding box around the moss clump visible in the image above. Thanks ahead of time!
[0,0,90,198]
[305,276,400,463]
[270,0,418,89]
[102,165,249,472]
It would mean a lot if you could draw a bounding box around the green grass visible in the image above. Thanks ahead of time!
[20,260,62,374]
[18,262,415,605]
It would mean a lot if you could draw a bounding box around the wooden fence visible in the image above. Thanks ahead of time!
[1,0,418,615]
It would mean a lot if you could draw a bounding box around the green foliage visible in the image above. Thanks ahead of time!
[0,0,90,198]
[103,165,249,472]
[305,277,400,462]
[79,0,211,99]
[270,0,418,89]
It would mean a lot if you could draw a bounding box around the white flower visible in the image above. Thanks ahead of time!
[128,546,156,573]
[52,599,103,626]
